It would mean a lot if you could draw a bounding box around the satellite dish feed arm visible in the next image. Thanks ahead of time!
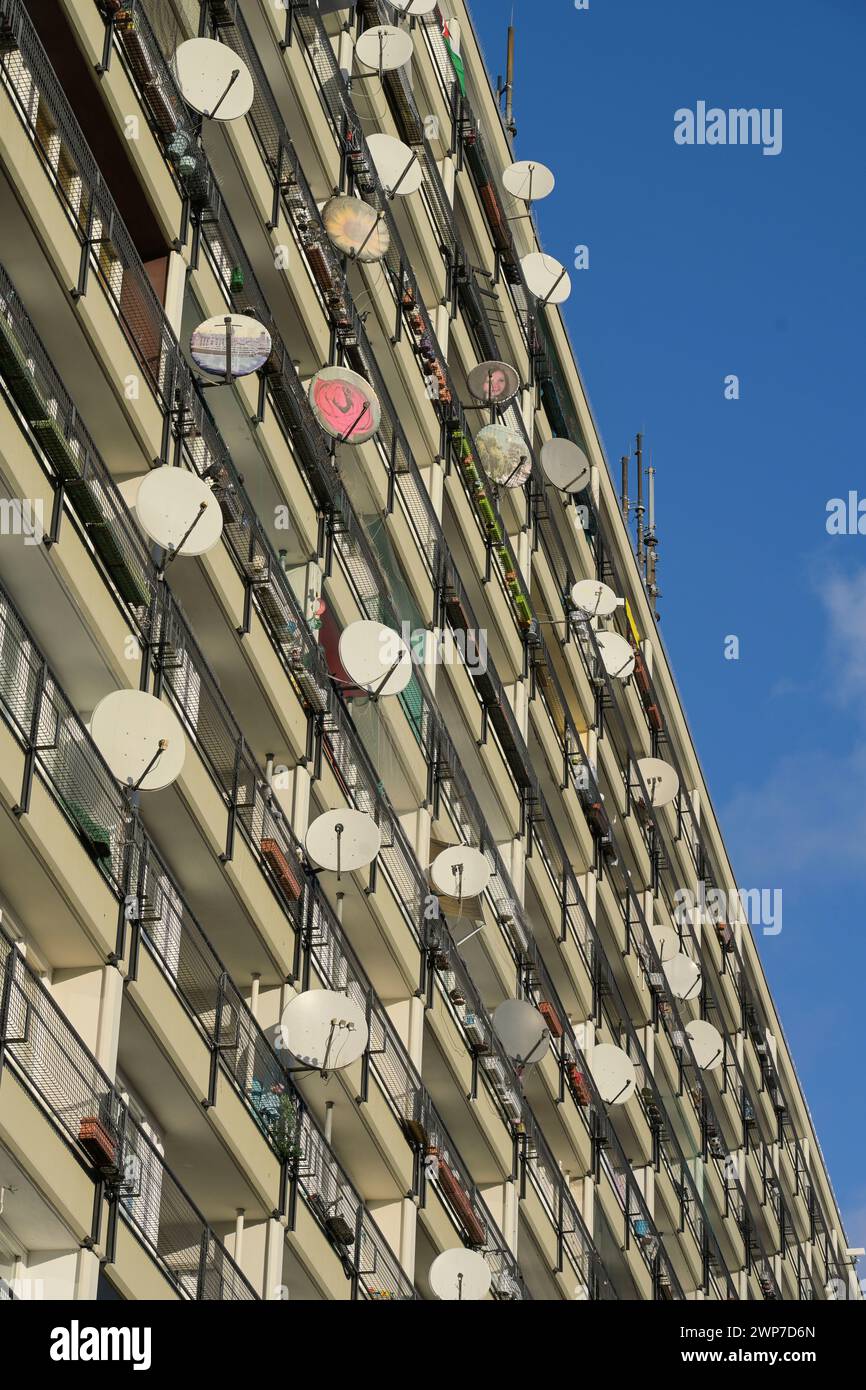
[336,400,372,444]
[609,1079,631,1106]
[130,738,168,793]
[388,149,418,198]
[538,265,567,307]
[205,67,240,122]
[369,654,403,700]
[163,501,209,568]
[352,207,385,262]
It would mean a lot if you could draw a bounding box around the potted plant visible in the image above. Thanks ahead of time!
[253,1082,300,1165]
[78,1113,118,1171]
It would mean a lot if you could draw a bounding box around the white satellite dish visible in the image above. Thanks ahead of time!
[570,579,621,618]
[429,1248,491,1301]
[591,1043,636,1106]
[190,314,272,380]
[521,251,571,305]
[540,438,590,493]
[650,924,681,965]
[322,195,390,263]
[686,1019,724,1073]
[305,808,381,876]
[429,844,490,899]
[355,25,413,73]
[503,160,555,203]
[90,689,186,792]
[595,631,635,681]
[664,951,702,1002]
[308,366,381,444]
[467,360,520,405]
[366,133,422,196]
[636,757,680,809]
[134,468,223,558]
[338,620,412,697]
[493,999,549,1068]
[280,989,369,1072]
[174,39,254,121]
[475,423,531,488]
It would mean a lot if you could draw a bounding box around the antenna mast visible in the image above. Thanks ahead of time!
[498,9,517,136]
[505,22,516,135]
[635,432,645,576]
[645,451,660,619]
[620,453,630,526]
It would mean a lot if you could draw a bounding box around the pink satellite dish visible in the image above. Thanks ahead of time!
[308,367,381,445]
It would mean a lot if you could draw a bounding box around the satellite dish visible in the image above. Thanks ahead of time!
[595,631,635,681]
[503,160,555,203]
[174,39,254,121]
[392,0,438,15]
[467,360,520,405]
[493,999,549,1068]
[355,25,413,73]
[429,1248,491,1301]
[135,468,223,558]
[429,845,490,899]
[686,1019,724,1072]
[540,438,590,493]
[322,195,390,263]
[650,924,681,964]
[90,690,186,792]
[475,423,531,488]
[366,133,423,196]
[636,757,679,809]
[338,620,412,697]
[521,251,571,305]
[190,314,272,380]
[280,989,369,1072]
[308,366,381,444]
[591,1043,636,1106]
[305,809,381,875]
[664,952,702,1002]
[570,579,621,618]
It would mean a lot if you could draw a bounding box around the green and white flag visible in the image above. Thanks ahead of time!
[442,18,465,97]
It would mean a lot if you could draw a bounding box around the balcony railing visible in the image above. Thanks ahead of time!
[3,0,614,1289]
[0,926,256,1300]
[5,0,817,1289]
[0,529,509,1298]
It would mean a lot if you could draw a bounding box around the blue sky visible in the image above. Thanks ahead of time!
[469,0,866,1252]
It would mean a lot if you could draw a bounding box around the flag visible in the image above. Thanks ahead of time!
[442,19,465,97]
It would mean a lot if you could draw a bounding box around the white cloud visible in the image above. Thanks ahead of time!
[721,565,866,885]
[820,568,866,706]
[722,743,866,887]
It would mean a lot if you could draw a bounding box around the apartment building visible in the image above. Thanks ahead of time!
[0,0,855,1302]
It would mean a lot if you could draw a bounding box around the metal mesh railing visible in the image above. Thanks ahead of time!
[0,581,416,1298]
[417,2,840,1266]
[0,65,522,1280]
[0,927,255,1299]
[10,0,811,1289]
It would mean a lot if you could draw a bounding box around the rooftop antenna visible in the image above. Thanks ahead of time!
[620,453,630,526]
[645,450,661,619]
[635,432,645,577]
[496,6,517,136]
[505,16,516,136]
